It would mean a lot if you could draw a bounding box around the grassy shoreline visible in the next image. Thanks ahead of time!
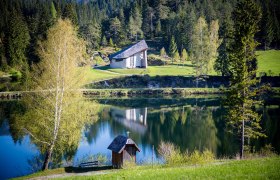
[83,87,222,96]
[13,157,280,180]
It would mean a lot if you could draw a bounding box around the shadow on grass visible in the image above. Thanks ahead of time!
[64,165,113,173]
[170,63,196,67]
[95,65,111,70]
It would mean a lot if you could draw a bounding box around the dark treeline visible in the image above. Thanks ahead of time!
[0,0,279,85]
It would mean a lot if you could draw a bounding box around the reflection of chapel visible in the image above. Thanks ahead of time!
[111,107,148,134]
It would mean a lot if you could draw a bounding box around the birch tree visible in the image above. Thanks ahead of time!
[191,17,210,76]
[22,19,95,170]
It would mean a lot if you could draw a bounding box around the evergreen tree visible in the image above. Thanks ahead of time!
[79,22,101,52]
[174,51,180,62]
[142,2,151,38]
[260,0,274,50]
[160,47,166,57]
[215,16,234,76]
[51,2,57,21]
[109,37,114,47]
[225,0,265,159]
[101,36,107,47]
[109,17,122,44]
[169,36,178,63]
[7,8,30,71]
[128,4,143,41]
[181,48,188,63]
[63,3,78,26]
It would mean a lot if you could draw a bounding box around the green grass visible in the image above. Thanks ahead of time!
[257,50,280,76]
[83,50,280,82]
[108,65,197,76]
[63,157,280,180]
[81,66,122,82]
[15,157,280,180]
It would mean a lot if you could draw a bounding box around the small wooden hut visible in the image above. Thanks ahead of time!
[107,135,140,168]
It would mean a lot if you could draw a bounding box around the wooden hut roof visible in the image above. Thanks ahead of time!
[109,40,148,60]
[107,135,141,153]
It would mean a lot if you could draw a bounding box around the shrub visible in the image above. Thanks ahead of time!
[259,144,277,157]
[158,141,215,165]
[158,141,185,165]
[148,54,165,66]
[9,69,22,81]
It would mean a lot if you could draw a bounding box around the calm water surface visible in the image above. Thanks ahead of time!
[0,96,279,179]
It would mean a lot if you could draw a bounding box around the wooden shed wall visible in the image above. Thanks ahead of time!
[112,151,123,168]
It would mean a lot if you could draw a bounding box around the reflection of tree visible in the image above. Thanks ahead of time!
[7,19,98,170]
[9,96,96,169]
[138,105,221,156]
[262,105,280,152]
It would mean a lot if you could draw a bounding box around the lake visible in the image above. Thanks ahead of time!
[0,96,279,179]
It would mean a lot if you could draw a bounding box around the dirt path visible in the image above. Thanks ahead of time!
[29,170,114,180]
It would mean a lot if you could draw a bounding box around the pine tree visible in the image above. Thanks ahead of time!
[101,36,107,47]
[226,0,265,159]
[169,36,178,63]
[7,8,30,71]
[258,0,274,50]
[181,49,188,63]
[142,2,151,38]
[50,2,57,21]
[79,22,101,52]
[109,38,114,47]
[129,4,143,41]
[215,16,234,76]
[109,17,122,44]
[160,47,166,57]
[174,51,180,62]
[63,3,78,26]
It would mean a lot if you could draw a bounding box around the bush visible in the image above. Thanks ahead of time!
[148,54,165,66]
[9,69,22,81]
[158,141,215,165]
[158,141,185,165]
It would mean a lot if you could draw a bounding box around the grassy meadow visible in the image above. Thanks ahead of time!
[15,157,280,180]
[257,50,280,76]
[85,50,280,82]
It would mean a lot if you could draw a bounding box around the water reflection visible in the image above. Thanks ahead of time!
[111,107,148,135]
[0,97,279,179]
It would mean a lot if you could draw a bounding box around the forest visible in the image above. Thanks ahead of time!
[0,0,279,88]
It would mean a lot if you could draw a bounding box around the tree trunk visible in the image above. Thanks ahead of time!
[240,119,245,159]
[42,144,54,170]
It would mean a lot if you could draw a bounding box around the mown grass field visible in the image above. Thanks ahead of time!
[257,50,280,76]
[85,50,280,82]
[15,157,280,180]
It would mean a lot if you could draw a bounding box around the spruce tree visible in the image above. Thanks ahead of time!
[160,47,166,57]
[63,3,78,26]
[7,8,30,71]
[181,49,188,63]
[109,17,122,44]
[225,0,265,159]
[109,38,114,47]
[215,16,233,76]
[169,36,178,64]
[101,36,107,47]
